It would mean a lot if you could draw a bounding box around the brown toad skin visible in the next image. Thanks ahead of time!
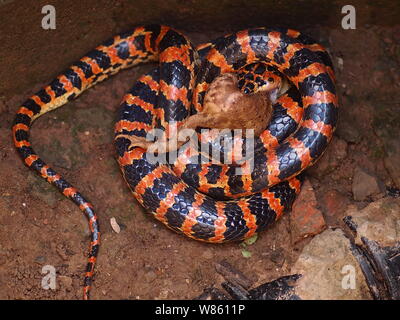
[181,73,276,136]
[118,73,284,151]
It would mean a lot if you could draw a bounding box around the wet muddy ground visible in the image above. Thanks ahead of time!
[0,0,399,299]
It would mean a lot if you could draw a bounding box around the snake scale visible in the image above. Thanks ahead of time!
[12,25,338,299]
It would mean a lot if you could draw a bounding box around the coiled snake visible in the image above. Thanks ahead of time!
[12,25,338,299]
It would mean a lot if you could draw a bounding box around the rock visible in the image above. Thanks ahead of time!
[290,179,326,244]
[352,167,384,201]
[336,57,344,71]
[292,229,372,300]
[320,189,350,226]
[343,198,400,299]
[344,198,400,246]
[110,217,121,234]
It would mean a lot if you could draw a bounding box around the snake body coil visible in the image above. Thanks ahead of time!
[12,25,338,298]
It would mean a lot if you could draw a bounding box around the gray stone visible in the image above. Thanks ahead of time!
[352,167,383,201]
[292,229,372,300]
[345,198,400,246]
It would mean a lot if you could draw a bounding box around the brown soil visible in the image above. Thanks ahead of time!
[0,0,399,299]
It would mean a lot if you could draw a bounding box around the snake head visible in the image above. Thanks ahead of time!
[237,63,287,102]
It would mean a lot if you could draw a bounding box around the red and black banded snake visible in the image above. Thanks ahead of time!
[12,25,338,299]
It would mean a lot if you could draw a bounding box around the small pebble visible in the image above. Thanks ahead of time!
[352,167,383,201]
[336,57,344,71]
[110,217,121,233]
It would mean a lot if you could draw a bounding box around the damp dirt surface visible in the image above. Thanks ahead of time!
[0,1,399,299]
